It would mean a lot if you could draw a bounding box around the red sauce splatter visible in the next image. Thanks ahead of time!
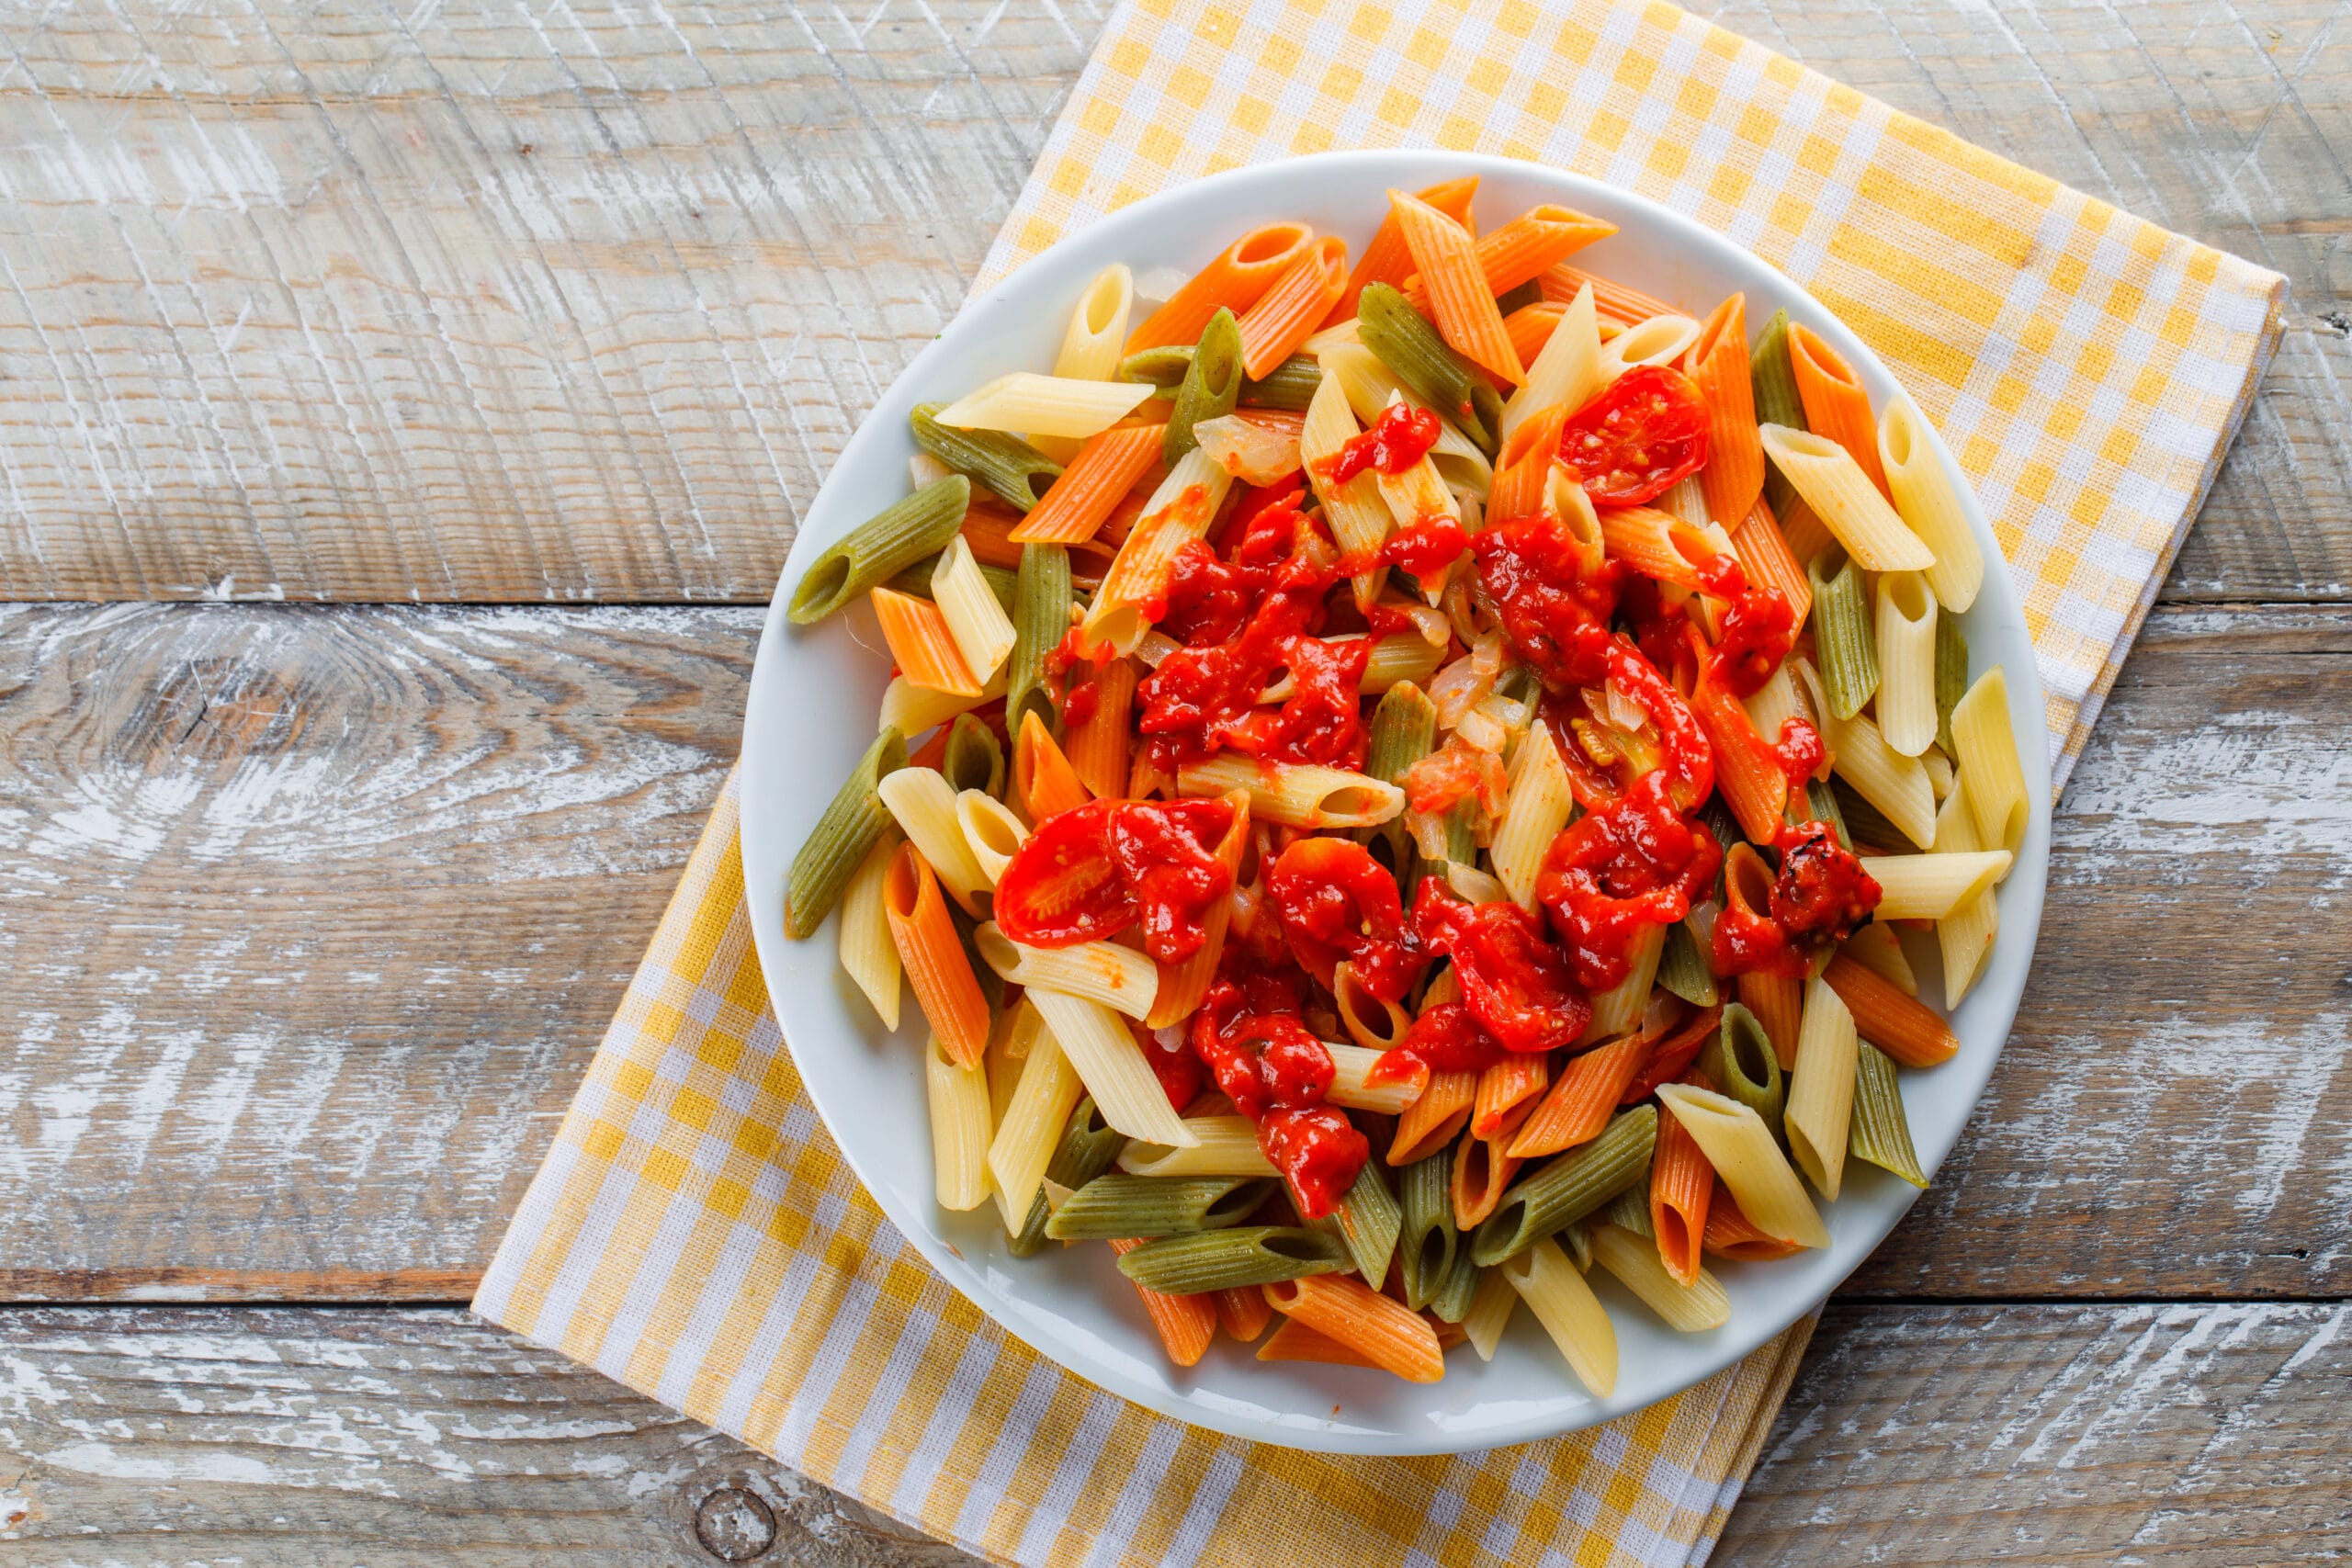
[1317,400,1442,487]
[1413,884,1591,1054]
[1189,978,1364,1219]
[1474,513,1623,692]
[1265,837,1430,1003]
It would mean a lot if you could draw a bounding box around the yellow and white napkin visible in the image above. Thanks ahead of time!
[478,3,2284,1564]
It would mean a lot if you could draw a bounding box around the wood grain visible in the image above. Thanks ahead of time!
[0,1303,2341,1566]
[2,601,2345,1299]
[0,0,2338,604]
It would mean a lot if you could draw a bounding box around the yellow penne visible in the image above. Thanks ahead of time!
[1501,282,1600,444]
[836,829,904,1030]
[1024,988,1196,1148]
[1176,754,1404,829]
[1490,726,1573,911]
[876,766,990,913]
[1501,1236,1617,1396]
[925,1032,994,1211]
[1875,570,1938,757]
[932,371,1155,439]
[1839,920,1918,997]
[954,789,1028,886]
[1933,781,2001,1009]
[1878,396,1984,611]
[1589,1222,1730,1332]
[1302,367,1394,582]
[1864,850,2015,920]
[1081,448,1233,653]
[880,667,1006,738]
[974,924,1159,1021]
[1952,666,2030,853]
[1799,659,1935,849]
[1655,1083,1830,1249]
[1461,1264,1521,1361]
[1325,1042,1417,1114]
[1594,313,1700,381]
[1783,975,1858,1201]
[1255,635,1442,703]
[1925,745,1956,801]
[1053,264,1133,383]
[986,1008,1082,1231]
[1759,424,1937,571]
[1116,1116,1279,1178]
[932,536,1018,682]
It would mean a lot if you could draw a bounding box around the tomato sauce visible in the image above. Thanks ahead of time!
[1316,400,1442,488]
[1364,999,1505,1088]
[1412,884,1591,1054]
[1265,838,1430,1003]
[1374,512,1469,579]
[992,798,1237,964]
[1536,767,1723,991]
[1189,975,1365,1218]
[1474,513,1624,692]
[1555,366,1712,505]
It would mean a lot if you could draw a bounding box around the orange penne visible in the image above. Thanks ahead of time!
[1649,1078,1717,1287]
[870,587,982,697]
[1777,492,1837,569]
[1127,221,1316,353]
[1599,505,1715,591]
[1263,1274,1445,1382]
[1328,175,1479,326]
[1504,300,1566,371]
[1702,1180,1804,1262]
[1012,708,1091,820]
[1451,1125,1523,1231]
[1738,971,1804,1074]
[1148,790,1251,1028]
[1256,1315,1379,1369]
[1403,203,1616,310]
[956,496,1030,570]
[1731,496,1812,624]
[1489,406,1570,527]
[882,841,990,1066]
[1012,425,1164,544]
[1540,264,1675,325]
[1390,189,1523,384]
[1388,1069,1476,1165]
[1824,952,1959,1066]
[1110,1238,1218,1365]
[1691,680,1787,841]
[1064,657,1136,799]
[1508,1034,1647,1157]
[1787,322,1890,498]
[1216,1282,1275,1343]
[1689,294,1764,528]
[1473,1055,1550,1138]
[1238,235,1349,379]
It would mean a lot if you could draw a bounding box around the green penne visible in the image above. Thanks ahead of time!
[941,713,1005,797]
[1849,1042,1928,1187]
[1308,1158,1403,1284]
[1118,344,1195,388]
[1700,1003,1785,1136]
[1429,1247,1483,1325]
[1163,310,1245,466]
[1657,919,1718,1007]
[1806,779,1852,851]
[1831,778,1911,852]
[1701,797,1746,856]
[784,728,909,938]
[1007,543,1072,740]
[788,475,972,625]
[1935,613,1969,758]
[1010,1098,1127,1258]
[1397,1147,1458,1311]
[912,403,1062,513]
[1494,277,1544,316]
[1357,284,1503,454]
[1750,308,1807,517]
[885,552,1018,615]
[1241,355,1324,411]
[1471,1106,1657,1267]
[1443,800,1478,865]
[1115,1226,1350,1293]
[1364,681,1439,784]
[1601,1178,1654,1240]
[1044,1174,1276,1241]
[1809,549,1881,720]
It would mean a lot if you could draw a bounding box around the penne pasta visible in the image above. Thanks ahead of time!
[1052,264,1134,383]
[1760,424,1934,571]
[1878,396,1984,611]
[881,842,991,1068]
[1501,1237,1617,1395]
[925,1031,995,1211]
[1389,188,1523,384]
[1176,754,1403,829]
[1328,175,1478,326]
[1326,1041,1416,1115]
[1874,570,1939,756]
[1508,1032,1648,1157]
[1654,1084,1830,1250]
[976,923,1159,1020]
[1011,425,1164,544]
[1489,727,1574,910]
[1689,292,1764,527]
[1012,709,1091,821]
[870,586,983,698]
[1237,234,1349,379]
[1864,849,2015,920]
[1590,1222,1730,1333]
[933,372,1156,440]
[877,766,990,914]
[954,790,1029,886]
[1786,322,1888,495]
[1461,1263,1521,1361]
[1064,656,1136,800]
[1081,448,1235,653]
[931,536,1019,682]
[1148,789,1251,1028]
[1849,1041,1928,1188]
[1782,975,1858,1201]
[1108,1238,1220,1367]
[837,829,905,1030]
[1648,1089,1715,1288]
[1595,314,1701,382]
[1024,988,1198,1147]
[1262,1273,1446,1383]
[1731,496,1812,623]
[1540,264,1674,325]
[1127,221,1317,354]
[1822,953,1959,1068]
[786,728,908,940]
[1934,781,2001,1008]
[1951,666,2030,853]
[1118,1116,1281,1179]
[988,1010,1083,1227]
[1400,203,1616,310]
[1389,1071,1476,1167]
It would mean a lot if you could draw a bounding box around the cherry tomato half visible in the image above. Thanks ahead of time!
[990,800,1131,948]
[1557,365,1712,505]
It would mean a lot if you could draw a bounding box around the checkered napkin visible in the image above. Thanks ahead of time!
[476,3,2284,1564]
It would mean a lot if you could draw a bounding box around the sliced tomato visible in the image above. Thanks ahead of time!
[1413,884,1592,1055]
[991,800,1132,947]
[1258,1104,1368,1221]
[1557,365,1712,505]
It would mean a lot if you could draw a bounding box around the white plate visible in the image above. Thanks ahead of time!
[741,151,2051,1456]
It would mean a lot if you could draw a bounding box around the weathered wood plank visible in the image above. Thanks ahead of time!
[0,0,2339,604]
[0,1303,2342,1566]
[1,601,2345,1298]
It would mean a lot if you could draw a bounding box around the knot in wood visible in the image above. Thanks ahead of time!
[692,1484,776,1562]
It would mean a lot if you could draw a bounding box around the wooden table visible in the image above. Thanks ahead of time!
[0,2,2343,1562]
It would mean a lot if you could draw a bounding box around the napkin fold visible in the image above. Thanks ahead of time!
[477,2,2285,1564]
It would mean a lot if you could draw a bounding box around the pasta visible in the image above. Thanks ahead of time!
[781,186,2027,1386]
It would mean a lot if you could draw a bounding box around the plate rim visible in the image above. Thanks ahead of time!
[738,148,2053,1455]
